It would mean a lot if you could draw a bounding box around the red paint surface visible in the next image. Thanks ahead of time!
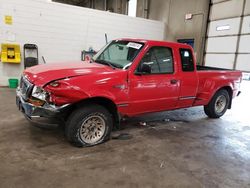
[23,39,242,116]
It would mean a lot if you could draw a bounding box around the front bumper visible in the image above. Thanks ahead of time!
[16,87,69,126]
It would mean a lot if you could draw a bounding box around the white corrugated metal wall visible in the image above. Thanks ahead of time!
[204,0,250,72]
[0,0,165,86]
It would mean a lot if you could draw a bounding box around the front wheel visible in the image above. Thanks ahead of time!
[204,89,230,118]
[65,104,113,147]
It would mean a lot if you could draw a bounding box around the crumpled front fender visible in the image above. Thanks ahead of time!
[45,81,90,106]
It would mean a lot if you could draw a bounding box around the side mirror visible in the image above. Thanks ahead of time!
[137,62,151,74]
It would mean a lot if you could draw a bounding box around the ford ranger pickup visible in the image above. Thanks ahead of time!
[16,39,242,147]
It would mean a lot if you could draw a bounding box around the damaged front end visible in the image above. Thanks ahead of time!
[16,76,70,127]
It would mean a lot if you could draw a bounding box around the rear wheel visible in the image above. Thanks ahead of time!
[65,104,113,147]
[204,89,230,118]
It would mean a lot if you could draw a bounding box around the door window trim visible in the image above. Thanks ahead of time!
[135,46,175,75]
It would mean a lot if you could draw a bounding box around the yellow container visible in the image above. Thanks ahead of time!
[1,43,21,64]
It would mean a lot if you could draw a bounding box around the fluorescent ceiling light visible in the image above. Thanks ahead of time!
[216,25,230,31]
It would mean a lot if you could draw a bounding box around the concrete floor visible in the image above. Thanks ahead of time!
[0,81,250,188]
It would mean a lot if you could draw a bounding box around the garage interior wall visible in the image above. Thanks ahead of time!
[136,0,210,65]
[204,0,250,71]
[53,0,128,14]
[0,0,164,86]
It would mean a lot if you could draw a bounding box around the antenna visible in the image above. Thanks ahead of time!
[105,33,108,44]
[42,56,46,64]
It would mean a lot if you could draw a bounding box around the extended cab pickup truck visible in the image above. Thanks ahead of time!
[16,39,242,147]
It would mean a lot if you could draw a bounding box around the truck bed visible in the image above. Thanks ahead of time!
[195,66,242,106]
[196,65,232,71]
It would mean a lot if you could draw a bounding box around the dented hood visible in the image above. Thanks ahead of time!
[24,61,111,86]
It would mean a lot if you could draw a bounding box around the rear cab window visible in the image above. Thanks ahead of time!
[179,48,194,72]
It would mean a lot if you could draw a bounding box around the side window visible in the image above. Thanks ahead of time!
[179,49,194,72]
[137,46,174,74]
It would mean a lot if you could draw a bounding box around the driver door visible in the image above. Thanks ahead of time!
[128,46,180,115]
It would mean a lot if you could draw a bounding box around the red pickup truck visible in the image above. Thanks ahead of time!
[16,39,242,147]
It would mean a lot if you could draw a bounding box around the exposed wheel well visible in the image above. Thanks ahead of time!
[65,97,120,130]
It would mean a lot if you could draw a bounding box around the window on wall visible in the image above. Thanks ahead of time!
[179,49,194,72]
[138,46,174,74]
[128,0,137,17]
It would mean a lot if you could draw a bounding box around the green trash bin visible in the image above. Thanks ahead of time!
[8,78,19,88]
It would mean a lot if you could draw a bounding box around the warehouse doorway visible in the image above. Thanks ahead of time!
[177,39,194,48]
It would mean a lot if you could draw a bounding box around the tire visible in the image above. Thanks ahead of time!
[65,104,113,147]
[204,89,230,118]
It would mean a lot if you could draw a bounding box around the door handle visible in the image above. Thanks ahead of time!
[170,79,178,84]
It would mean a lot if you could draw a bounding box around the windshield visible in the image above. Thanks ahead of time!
[92,40,144,69]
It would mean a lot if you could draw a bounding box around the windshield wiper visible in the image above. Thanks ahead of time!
[94,59,116,69]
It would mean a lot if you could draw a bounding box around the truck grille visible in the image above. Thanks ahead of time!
[20,76,33,100]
